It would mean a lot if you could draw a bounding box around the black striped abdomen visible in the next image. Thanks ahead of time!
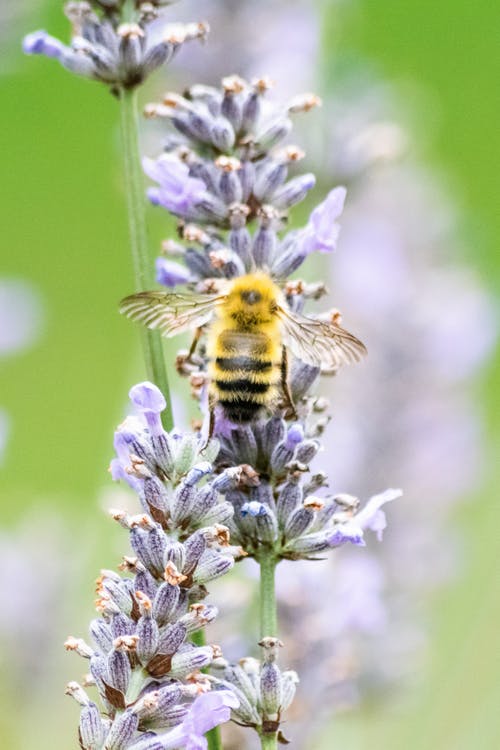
[211,331,280,423]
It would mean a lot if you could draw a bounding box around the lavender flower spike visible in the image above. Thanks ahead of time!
[300,186,347,255]
[143,155,207,217]
[159,690,240,750]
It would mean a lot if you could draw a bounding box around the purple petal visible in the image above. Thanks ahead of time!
[355,488,402,540]
[156,257,191,287]
[129,382,166,414]
[328,522,365,547]
[285,423,304,450]
[160,690,238,749]
[22,30,65,59]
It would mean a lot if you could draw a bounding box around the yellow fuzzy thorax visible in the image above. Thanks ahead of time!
[218,272,284,332]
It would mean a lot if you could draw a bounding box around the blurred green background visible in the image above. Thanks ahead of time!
[0,0,499,748]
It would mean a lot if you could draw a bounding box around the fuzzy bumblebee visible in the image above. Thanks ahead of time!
[120,272,366,424]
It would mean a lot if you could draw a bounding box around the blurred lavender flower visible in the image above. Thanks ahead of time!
[23,1,208,91]
[0,278,44,355]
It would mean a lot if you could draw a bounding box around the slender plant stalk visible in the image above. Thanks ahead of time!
[119,87,174,431]
[259,553,278,638]
[259,553,278,750]
[260,735,278,750]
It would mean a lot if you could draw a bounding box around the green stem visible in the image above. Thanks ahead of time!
[119,87,174,431]
[259,553,278,750]
[259,553,278,638]
[260,735,278,750]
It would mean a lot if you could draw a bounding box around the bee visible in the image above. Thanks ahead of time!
[120,272,366,426]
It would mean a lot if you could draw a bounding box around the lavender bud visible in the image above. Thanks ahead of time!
[156,622,187,655]
[179,603,218,634]
[238,161,256,202]
[260,661,282,715]
[104,710,138,750]
[185,108,213,142]
[182,532,207,576]
[136,614,159,666]
[283,530,331,556]
[277,478,303,527]
[219,168,243,204]
[89,654,109,692]
[169,645,213,677]
[108,648,131,695]
[152,582,180,626]
[134,568,157,601]
[199,502,234,527]
[118,24,144,75]
[253,162,288,201]
[263,417,286,456]
[280,670,299,711]
[272,173,316,209]
[231,426,258,467]
[143,476,168,514]
[295,439,320,465]
[133,683,182,721]
[110,613,135,639]
[90,619,113,654]
[221,75,246,131]
[256,117,292,150]
[79,701,106,750]
[171,482,196,525]
[252,225,277,267]
[221,663,259,705]
[229,227,253,271]
[241,89,261,132]
[192,550,234,584]
[164,540,186,572]
[142,41,173,77]
[283,507,315,540]
[187,485,218,524]
[255,506,279,544]
[211,118,236,151]
[290,360,320,401]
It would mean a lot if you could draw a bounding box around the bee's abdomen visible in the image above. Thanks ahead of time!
[210,330,280,423]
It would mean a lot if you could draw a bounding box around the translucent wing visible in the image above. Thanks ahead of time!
[278,306,367,368]
[119,291,224,337]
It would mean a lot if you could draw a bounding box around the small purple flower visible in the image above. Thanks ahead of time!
[129,382,166,437]
[285,423,304,450]
[160,690,239,749]
[355,488,402,541]
[328,522,365,548]
[143,155,207,216]
[22,30,65,59]
[156,257,191,288]
[300,186,347,255]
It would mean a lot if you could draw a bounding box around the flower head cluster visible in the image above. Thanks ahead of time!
[212,638,298,742]
[23,1,208,92]
[65,383,244,749]
[143,77,346,287]
[214,414,401,560]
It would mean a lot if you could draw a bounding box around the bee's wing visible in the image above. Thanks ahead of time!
[119,291,225,337]
[277,306,367,369]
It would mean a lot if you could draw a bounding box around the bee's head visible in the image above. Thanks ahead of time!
[226,273,282,324]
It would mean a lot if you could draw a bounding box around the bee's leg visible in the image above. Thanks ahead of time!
[281,346,298,420]
[200,394,216,452]
[187,327,203,361]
